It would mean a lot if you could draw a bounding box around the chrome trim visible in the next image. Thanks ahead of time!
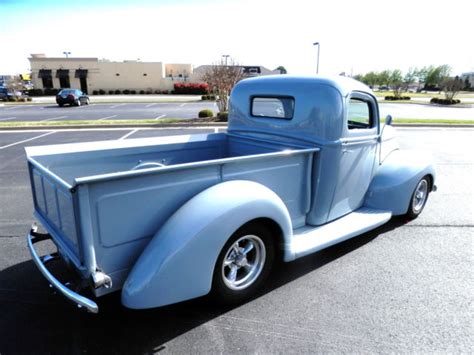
[91,271,113,289]
[27,226,99,313]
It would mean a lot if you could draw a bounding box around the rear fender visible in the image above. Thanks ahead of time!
[122,180,292,309]
[364,150,436,215]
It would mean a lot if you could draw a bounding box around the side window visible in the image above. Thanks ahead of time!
[347,98,372,129]
[251,97,294,119]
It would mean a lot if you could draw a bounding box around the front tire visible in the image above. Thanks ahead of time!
[406,176,430,219]
[212,223,274,304]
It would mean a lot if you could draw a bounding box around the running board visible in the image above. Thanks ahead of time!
[288,208,392,260]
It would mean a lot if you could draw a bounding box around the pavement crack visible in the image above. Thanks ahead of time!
[0,235,20,238]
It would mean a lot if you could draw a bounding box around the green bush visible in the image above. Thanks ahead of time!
[154,90,161,94]
[123,89,130,95]
[146,90,152,95]
[217,112,228,121]
[201,95,217,101]
[92,90,99,95]
[198,109,214,118]
[430,98,461,105]
[7,96,18,102]
[99,89,106,95]
[115,89,121,95]
[27,97,32,102]
[27,89,43,96]
[139,90,145,95]
[108,90,115,95]
[385,96,411,100]
[130,90,137,94]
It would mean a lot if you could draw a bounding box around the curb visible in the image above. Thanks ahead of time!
[0,122,473,131]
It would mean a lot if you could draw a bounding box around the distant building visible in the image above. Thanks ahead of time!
[461,72,474,87]
[29,54,283,93]
[29,54,192,94]
[191,65,281,82]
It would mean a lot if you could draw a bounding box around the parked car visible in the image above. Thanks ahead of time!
[26,76,436,313]
[0,87,25,101]
[56,89,89,107]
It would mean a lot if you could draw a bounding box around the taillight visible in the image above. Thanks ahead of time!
[67,94,75,99]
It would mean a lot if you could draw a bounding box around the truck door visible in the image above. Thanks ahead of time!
[327,92,379,221]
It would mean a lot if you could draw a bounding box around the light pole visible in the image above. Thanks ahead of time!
[63,51,71,58]
[313,42,320,74]
[222,54,230,66]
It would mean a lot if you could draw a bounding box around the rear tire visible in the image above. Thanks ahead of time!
[212,222,275,304]
[406,176,430,219]
[76,99,81,106]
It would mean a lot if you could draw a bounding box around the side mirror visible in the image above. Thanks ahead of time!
[385,115,393,126]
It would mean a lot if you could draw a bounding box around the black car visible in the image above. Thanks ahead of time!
[56,89,90,107]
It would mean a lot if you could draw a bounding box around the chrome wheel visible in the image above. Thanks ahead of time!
[221,235,266,291]
[412,179,428,214]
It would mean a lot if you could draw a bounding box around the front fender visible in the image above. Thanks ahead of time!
[364,150,436,215]
[122,180,292,309]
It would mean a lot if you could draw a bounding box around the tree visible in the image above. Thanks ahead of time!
[362,71,379,87]
[5,76,26,92]
[441,76,464,101]
[378,70,392,87]
[404,67,417,89]
[275,66,287,74]
[425,65,451,90]
[389,69,404,97]
[201,58,244,112]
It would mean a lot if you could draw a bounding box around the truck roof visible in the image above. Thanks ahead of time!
[235,75,373,97]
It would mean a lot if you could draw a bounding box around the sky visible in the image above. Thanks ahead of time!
[1,0,473,77]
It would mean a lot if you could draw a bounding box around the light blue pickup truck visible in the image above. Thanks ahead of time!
[26,76,436,313]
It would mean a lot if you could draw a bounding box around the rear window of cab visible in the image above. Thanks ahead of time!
[251,97,294,119]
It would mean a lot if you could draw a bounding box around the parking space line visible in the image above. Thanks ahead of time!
[5,106,21,110]
[0,131,56,150]
[155,114,166,120]
[146,103,157,108]
[98,115,118,121]
[41,116,67,122]
[0,117,16,121]
[180,103,186,107]
[118,129,138,140]
[110,103,126,109]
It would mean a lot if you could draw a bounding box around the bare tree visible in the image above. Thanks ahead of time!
[441,77,464,101]
[200,58,244,112]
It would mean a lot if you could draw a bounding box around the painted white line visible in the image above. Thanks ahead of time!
[180,103,186,107]
[0,131,56,150]
[146,103,157,108]
[5,106,21,110]
[98,115,118,121]
[118,129,138,140]
[155,114,166,120]
[0,117,16,121]
[109,103,126,109]
[41,116,67,122]
[214,128,219,133]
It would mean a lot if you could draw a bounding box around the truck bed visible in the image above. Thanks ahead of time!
[26,133,318,294]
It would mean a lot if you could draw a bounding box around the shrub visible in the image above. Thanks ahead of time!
[198,109,214,118]
[7,96,18,102]
[174,83,209,95]
[201,94,217,101]
[146,90,152,95]
[44,88,59,96]
[385,96,411,100]
[130,90,136,94]
[115,89,121,95]
[99,89,106,95]
[27,97,32,102]
[123,89,130,94]
[154,90,162,94]
[217,112,228,121]
[430,98,461,105]
[92,90,99,95]
[27,89,43,96]
[108,90,115,95]
[139,90,145,95]
[161,90,169,95]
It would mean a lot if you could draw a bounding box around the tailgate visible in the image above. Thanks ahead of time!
[28,161,82,266]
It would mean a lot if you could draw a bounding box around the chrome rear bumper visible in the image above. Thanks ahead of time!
[27,225,99,313]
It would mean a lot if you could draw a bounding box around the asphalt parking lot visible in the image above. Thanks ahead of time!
[0,127,473,353]
[0,102,218,122]
[1,101,473,122]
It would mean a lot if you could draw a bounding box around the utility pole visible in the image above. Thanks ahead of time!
[222,54,230,66]
[313,42,320,74]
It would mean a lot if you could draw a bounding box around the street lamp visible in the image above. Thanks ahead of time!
[222,54,230,66]
[313,42,320,74]
[63,51,71,58]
